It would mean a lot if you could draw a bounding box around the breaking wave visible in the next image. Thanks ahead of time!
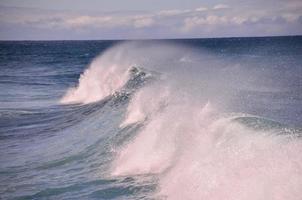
[60,41,302,200]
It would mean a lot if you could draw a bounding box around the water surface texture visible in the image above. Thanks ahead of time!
[1,37,302,200]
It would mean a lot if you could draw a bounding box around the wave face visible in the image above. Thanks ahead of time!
[60,43,152,104]
[1,37,302,200]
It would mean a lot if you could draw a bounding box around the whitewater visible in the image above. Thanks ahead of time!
[0,37,302,200]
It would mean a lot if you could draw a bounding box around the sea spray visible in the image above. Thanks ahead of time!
[60,44,133,104]
[103,42,302,200]
[120,83,171,127]
[60,41,206,105]
[58,41,302,200]
[2,38,302,200]
[113,86,302,199]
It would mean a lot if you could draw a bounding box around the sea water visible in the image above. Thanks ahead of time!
[0,37,302,199]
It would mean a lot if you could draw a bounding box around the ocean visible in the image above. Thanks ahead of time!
[0,36,302,200]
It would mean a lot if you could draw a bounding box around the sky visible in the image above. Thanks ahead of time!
[0,0,301,40]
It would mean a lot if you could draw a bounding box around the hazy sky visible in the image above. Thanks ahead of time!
[0,0,301,40]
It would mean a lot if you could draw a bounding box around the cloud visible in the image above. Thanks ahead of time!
[232,16,248,25]
[195,7,208,12]
[158,9,190,16]
[0,4,301,40]
[21,14,156,30]
[133,17,155,28]
[181,14,302,33]
[182,15,229,32]
[213,4,230,10]
[65,16,114,28]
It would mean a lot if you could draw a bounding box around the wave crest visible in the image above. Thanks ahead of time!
[59,41,302,200]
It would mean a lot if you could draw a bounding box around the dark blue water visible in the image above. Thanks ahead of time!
[0,37,302,200]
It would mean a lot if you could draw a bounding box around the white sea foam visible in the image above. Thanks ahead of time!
[60,43,137,104]
[113,85,302,199]
[107,42,302,200]
[61,41,302,199]
[60,41,203,104]
[120,83,171,127]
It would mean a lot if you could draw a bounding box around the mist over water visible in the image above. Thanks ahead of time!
[1,37,302,199]
[60,41,302,199]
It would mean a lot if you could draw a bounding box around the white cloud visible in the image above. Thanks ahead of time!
[195,7,208,12]
[133,17,155,28]
[183,15,229,31]
[158,9,190,16]
[65,16,113,28]
[232,16,247,25]
[0,4,301,40]
[213,4,230,10]
[33,14,156,29]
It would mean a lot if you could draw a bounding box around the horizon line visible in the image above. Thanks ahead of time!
[0,34,301,42]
